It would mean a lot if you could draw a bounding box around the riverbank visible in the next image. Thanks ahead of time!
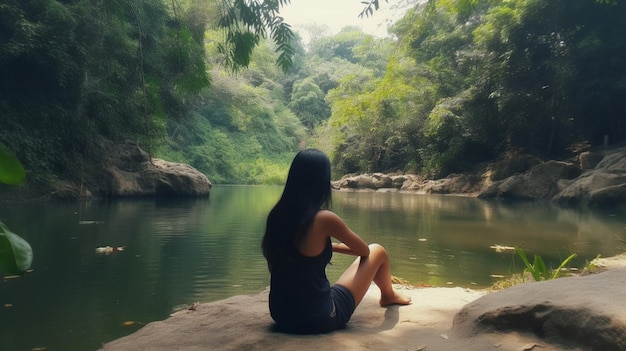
[98,254,626,351]
[0,143,211,201]
[333,145,626,208]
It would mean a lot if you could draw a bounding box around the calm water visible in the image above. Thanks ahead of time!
[1,185,625,350]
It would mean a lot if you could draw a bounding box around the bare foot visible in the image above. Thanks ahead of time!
[379,291,412,306]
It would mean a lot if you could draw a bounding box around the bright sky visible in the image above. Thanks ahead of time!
[279,0,416,40]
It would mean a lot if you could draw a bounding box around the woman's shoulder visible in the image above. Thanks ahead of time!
[314,210,346,229]
[315,209,339,221]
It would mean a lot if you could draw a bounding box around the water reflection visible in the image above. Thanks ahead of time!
[0,186,624,350]
[330,191,625,287]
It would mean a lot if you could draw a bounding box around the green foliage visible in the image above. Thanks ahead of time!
[359,0,389,18]
[582,254,602,274]
[0,221,33,275]
[0,143,32,275]
[318,0,626,178]
[309,27,369,64]
[0,142,25,185]
[322,53,435,174]
[0,0,211,183]
[3,0,626,190]
[217,0,295,72]
[515,247,577,281]
[159,36,306,184]
[288,78,330,128]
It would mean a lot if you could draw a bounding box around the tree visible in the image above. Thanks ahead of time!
[0,0,211,182]
[288,78,330,128]
[320,0,626,178]
[217,0,295,72]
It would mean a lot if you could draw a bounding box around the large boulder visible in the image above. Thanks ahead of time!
[397,174,426,191]
[578,150,605,170]
[453,267,626,350]
[482,152,543,182]
[553,146,626,206]
[419,174,480,195]
[98,264,626,351]
[478,161,581,200]
[333,174,378,190]
[99,143,211,198]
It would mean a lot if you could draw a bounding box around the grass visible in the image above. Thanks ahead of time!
[487,250,603,292]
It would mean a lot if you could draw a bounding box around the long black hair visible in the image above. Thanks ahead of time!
[262,148,332,270]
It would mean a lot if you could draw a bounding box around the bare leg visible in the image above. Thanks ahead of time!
[335,243,411,307]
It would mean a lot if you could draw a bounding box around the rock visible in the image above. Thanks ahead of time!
[331,146,626,207]
[478,161,581,200]
[100,143,211,198]
[482,152,543,182]
[348,175,376,190]
[399,174,425,191]
[335,173,478,195]
[589,183,626,206]
[596,147,626,170]
[390,175,410,189]
[99,265,626,351]
[554,147,626,206]
[331,172,394,190]
[553,172,623,205]
[453,267,626,350]
[419,174,477,194]
[578,151,604,170]
[371,173,393,188]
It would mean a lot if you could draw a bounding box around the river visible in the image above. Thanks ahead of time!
[1,185,624,350]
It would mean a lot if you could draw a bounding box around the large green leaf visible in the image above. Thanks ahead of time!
[0,221,33,274]
[0,142,26,185]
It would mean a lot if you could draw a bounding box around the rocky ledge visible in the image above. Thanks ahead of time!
[97,143,211,198]
[99,255,626,351]
[35,143,212,200]
[333,146,626,207]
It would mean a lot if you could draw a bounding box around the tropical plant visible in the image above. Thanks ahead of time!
[0,142,33,275]
[217,0,295,72]
[515,246,576,281]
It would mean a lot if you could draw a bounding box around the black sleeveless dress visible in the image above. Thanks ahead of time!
[269,238,356,334]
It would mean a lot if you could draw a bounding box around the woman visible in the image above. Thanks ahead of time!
[262,148,410,334]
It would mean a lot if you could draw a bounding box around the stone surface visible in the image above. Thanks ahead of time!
[100,143,211,198]
[332,146,626,207]
[99,265,626,351]
[453,267,626,350]
[554,147,626,206]
[479,161,581,200]
[578,151,604,170]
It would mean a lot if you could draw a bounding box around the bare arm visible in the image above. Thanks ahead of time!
[332,242,366,256]
[315,210,370,257]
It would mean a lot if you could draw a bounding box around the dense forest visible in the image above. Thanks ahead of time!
[1,0,625,188]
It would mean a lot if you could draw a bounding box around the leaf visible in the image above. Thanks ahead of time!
[533,255,549,280]
[515,246,540,281]
[0,142,26,185]
[551,253,577,280]
[0,221,33,275]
